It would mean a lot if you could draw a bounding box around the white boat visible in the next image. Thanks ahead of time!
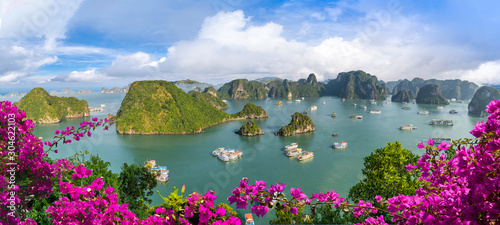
[302,97,305,100]
[352,103,357,106]
[217,154,229,162]
[417,110,429,115]
[386,102,392,104]
[323,100,326,105]
[437,106,444,109]
[212,147,225,156]
[297,152,314,161]
[100,104,106,107]
[350,114,363,119]
[370,100,376,104]
[369,109,381,114]
[402,106,411,110]
[358,105,367,109]
[284,143,298,151]
[400,124,417,130]
[449,110,458,114]
[431,137,452,144]
[332,142,348,149]
[295,99,301,102]
[287,148,302,157]
[309,105,317,111]
[429,119,453,126]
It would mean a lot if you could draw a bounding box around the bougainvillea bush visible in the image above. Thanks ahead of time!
[1,99,500,224]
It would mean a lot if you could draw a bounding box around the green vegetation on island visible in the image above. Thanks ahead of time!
[267,74,324,98]
[468,86,500,117]
[217,79,268,99]
[188,87,229,110]
[16,87,89,123]
[116,80,231,134]
[415,84,450,105]
[235,120,263,136]
[324,70,388,100]
[116,81,269,134]
[391,89,414,102]
[232,102,269,119]
[275,112,315,136]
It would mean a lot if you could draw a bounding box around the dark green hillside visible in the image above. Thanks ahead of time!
[116,81,230,134]
[189,89,229,110]
[468,86,500,117]
[415,84,449,105]
[217,79,268,99]
[325,70,387,100]
[233,102,268,119]
[267,74,324,98]
[275,112,315,136]
[16,87,89,123]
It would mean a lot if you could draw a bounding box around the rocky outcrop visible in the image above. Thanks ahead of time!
[324,70,388,100]
[391,90,413,102]
[415,84,449,105]
[275,112,315,136]
[468,86,500,117]
[217,79,268,99]
[235,120,264,136]
[233,102,268,119]
[267,74,324,98]
[391,78,478,100]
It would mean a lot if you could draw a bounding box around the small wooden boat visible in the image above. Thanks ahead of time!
[331,133,338,136]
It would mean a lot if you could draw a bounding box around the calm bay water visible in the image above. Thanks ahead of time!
[2,93,483,223]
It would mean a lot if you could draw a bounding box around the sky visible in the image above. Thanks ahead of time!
[1,0,500,92]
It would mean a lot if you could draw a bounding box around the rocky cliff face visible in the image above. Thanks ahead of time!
[391,90,412,102]
[391,78,478,100]
[217,79,268,99]
[468,86,500,117]
[415,84,449,105]
[267,74,324,98]
[325,70,387,100]
[275,112,315,136]
[235,120,264,136]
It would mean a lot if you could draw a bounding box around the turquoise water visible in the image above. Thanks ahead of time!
[1,94,483,223]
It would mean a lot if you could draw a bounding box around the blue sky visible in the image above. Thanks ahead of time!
[1,0,500,92]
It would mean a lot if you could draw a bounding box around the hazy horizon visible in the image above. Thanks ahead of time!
[1,0,500,91]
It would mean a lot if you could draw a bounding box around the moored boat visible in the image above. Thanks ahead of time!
[332,142,348,149]
[212,147,225,156]
[295,99,301,102]
[437,106,444,109]
[402,106,411,110]
[429,119,453,126]
[331,133,338,136]
[400,124,417,130]
[417,110,429,115]
[276,101,283,106]
[297,152,314,161]
[309,105,317,110]
[369,109,381,114]
[332,112,336,118]
[284,143,298,151]
[350,114,363,119]
[245,214,254,225]
[431,137,452,144]
[449,109,457,114]
[287,148,303,157]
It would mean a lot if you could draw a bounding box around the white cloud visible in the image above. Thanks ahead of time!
[52,68,111,82]
[0,44,57,83]
[456,60,500,85]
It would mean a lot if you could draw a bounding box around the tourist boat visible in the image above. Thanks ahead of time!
[358,105,367,109]
[269,99,271,102]
[400,124,417,130]
[352,103,357,106]
[342,98,346,101]
[309,105,317,110]
[449,109,458,114]
[302,97,305,100]
[276,101,283,106]
[332,112,336,118]
[295,99,301,102]
[437,106,444,109]
[297,152,314,161]
[332,142,348,149]
[145,160,170,182]
[417,110,429,115]
[369,109,381,114]
[212,147,225,156]
[217,154,229,162]
[287,148,303,157]
[429,119,453,126]
[431,137,452,144]
[323,100,326,105]
[386,101,392,104]
[457,100,464,103]
[402,106,411,110]
[245,213,255,225]
[370,100,376,104]
[100,104,106,107]
[331,133,338,136]
[451,98,456,102]
[89,107,103,112]
[350,114,363,119]
[284,143,298,151]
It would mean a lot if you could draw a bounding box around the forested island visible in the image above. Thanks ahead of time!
[275,112,315,136]
[235,120,264,136]
[15,87,90,123]
[115,81,268,134]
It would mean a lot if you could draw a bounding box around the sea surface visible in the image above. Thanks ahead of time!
[1,93,484,223]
